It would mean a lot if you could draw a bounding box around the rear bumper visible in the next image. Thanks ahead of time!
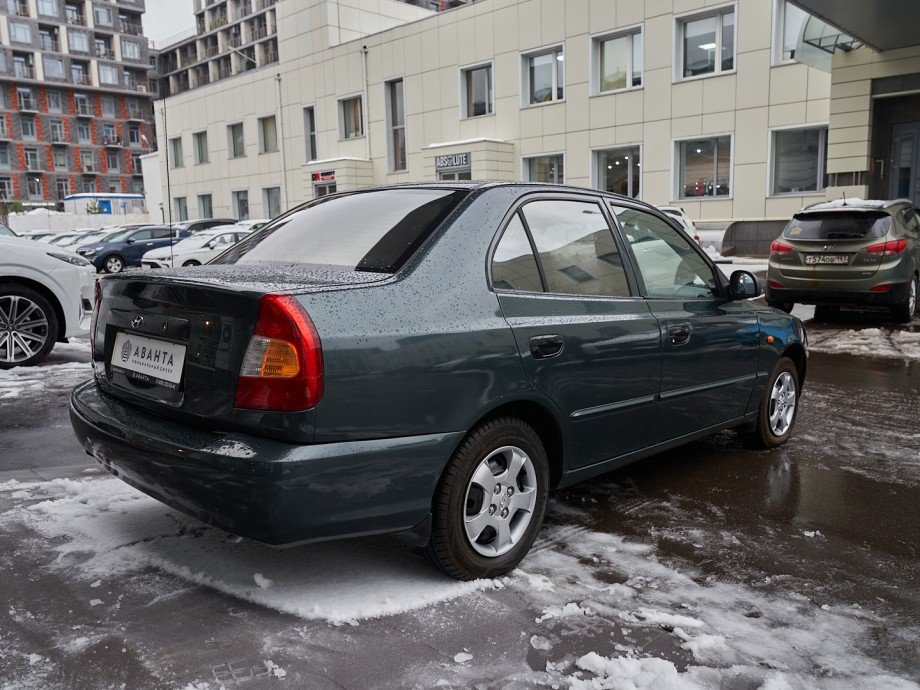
[765,281,910,308]
[69,380,458,545]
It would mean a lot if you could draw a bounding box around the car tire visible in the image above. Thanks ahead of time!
[103,255,125,274]
[424,417,549,581]
[182,260,201,267]
[767,301,794,314]
[812,306,839,322]
[745,357,800,449]
[0,284,59,369]
[891,274,918,323]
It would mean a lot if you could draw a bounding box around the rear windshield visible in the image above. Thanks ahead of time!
[213,188,467,273]
[783,212,891,240]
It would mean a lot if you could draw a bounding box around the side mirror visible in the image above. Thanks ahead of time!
[729,270,759,299]
[126,238,135,244]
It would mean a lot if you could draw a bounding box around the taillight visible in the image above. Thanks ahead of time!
[768,280,783,289]
[234,294,324,411]
[770,241,793,256]
[865,239,908,256]
[871,284,893,292]
[90,279,101,342]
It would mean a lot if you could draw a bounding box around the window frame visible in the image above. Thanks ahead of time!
[227,122,245,158]
[338,94,364,140]
[169,136,184,169]
[674,2,737,82]
[460,61,494,119]
[521,44,565,107]
[592,144,643,199]
[385,78,406,172]
[197,193,213,219]
[193,130,209,164]
[258,115,278,154]
[522,153,566,185]
[487,192,642,299]
[591,25,644,95]
[672,133,734,201]
[768,123,828,197]
[232,189,250,220]
[771,0,809,65]
[303,105,317,162]
[174,196,188,222]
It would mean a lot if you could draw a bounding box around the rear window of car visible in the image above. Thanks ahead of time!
[214,188,468,273]
[783,212,891,240]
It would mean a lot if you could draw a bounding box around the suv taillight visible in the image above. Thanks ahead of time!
[866,239,908,256]
[770,241,793,256]
[91,279,101,342]
[234,294,324,411]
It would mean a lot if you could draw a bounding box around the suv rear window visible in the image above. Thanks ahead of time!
[783,212,891,240]
[214,188,467,273]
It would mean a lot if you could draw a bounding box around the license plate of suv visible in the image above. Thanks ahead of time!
[805,254,849,265]
[111,331,186,389]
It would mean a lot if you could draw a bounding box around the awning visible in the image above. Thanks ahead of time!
[792,0,920,53]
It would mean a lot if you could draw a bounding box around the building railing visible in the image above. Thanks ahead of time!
[103,137,124,147]
[41,38,60,52]
[76,103,93,116]
[208,15,228,30]
[14,65,35,79]
[51,131,67,143]
[73,74,92,86]
[228,34,242,48]
[14,1,29,17]
[205,44,219,57]
[18,96,37,110]
[95,45,115,59]
[127,106,144,118]
[255,0,276,10]
[27,159,44,172]
[217,66,232,79]
[66,13,86,26]
[119,21,144,36]
[251,25,268,40]
[264,50,278,64]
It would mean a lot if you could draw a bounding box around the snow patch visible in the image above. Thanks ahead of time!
[253,573,273,590]
[807,327,920,361]
[537,601,593,622]
[453,652,473,663]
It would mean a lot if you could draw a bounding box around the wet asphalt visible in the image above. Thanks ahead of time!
[0,313,918,687]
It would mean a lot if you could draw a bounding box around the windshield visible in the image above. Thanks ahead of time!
[784,212,891,240]
[214,188,468,273]
[0,224,15,237]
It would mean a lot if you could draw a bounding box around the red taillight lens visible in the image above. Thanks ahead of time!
[871,284,893,292]
[234,294,324,411]
[866,239,908,256]
[768,280,783,289]
[90,279,102,342]
[770,241,793,256]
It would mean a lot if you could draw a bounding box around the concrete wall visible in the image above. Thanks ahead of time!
[9,212,152,234]
[155,0,832,222]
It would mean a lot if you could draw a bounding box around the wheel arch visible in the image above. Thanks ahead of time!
[782,343,807,389]
[0,276,67,342]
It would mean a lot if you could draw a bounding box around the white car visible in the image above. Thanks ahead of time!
[658,206,700,245]
[0,236,95,368]
[141,227,254,268]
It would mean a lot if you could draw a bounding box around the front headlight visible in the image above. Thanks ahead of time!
[47,251,92,267]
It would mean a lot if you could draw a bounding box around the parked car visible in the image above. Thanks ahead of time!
[23,231,59,242]
[766,199,920,322]
[47,232,84,247]
[170,218,238,234]
[141,227,255,268]
[0,223,17,237]
[70,183,807,580]
[231,219,270,232]
[658,205,700,245]
[0,235,95,368]
[77,226,192,273]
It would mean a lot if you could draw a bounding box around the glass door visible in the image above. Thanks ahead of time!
[890,123,920,204]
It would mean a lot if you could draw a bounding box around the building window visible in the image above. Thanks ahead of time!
[524,46,564,105]
[525,154,564,184]
[99,64,119,85]
[232,190,249,220]
[50,120,65,143]
[771,127,827,195]
[53,147,68,170]
[122,40,141,61]
[25,147,40,171]
[81,149,96,172]
[174,197,188,221]
[106,150,120,171]
[303,107,317,161]
[462,63,493,118]
[596,146,641,198]
[101,95,116,118]
[131,153,142,173]
[93,6,113,27]
[81,178,96,193]
[228,123,245,158]
[128,124,141,146]
[68,31,89,53]
[21,115,36,140]
[0,144,8,169]
[44,57,66,80]
[77,120,91,143]
[594,29,643,93]
[314,182,336,198]
[105,180,119,194]
[56,178,70,199]
[0,177,11,200]
[9,22,32,44]
[339,96,363,139]
[17,88,35,110]
[263,186,281,218]
[386,79,406,172]
[169,137,183,168]
[27,175,43,199]
[74,93,91,116]
[774,0,810,63]
[678,7,735,79]
[198,194,213,219]
[47,90,62,113]
[258,116,277,153]
[676,135,732,198]
[132,179,144,194]
[103,122,117,142]
[193,131,209,164]
[38,0,59,16]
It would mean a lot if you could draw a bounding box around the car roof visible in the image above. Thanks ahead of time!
[797,198,915,215]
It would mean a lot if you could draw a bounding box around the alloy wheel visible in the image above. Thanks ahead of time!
[105,256,124,273]
[0,295,50,365]
[463,445,537,557]
[909,277,917,317]
[768,371,797,437]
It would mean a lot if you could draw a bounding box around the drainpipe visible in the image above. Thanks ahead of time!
[275,72,288,214]
[361,45,370,163]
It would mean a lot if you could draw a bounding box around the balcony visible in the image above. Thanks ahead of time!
[13,1,29,17]
[255,0,276,10]
[18,96,37,111]
[40,38,60,52]
[205,44,220,57]
[73,74,92,86]
[127,106,144,119]
[75,103,93,117]
[251,25,269,40]
[82,162,98,174]
[119,21,143,36]
[217,66,232,80]
[14,65,35,80]
[26,159,44,172]
[264,50,278,64]
[228,34,242,48]
[95,46,115,60]
[66,14,86,26]
[103,137,123,147]
[208,15,228,30]
[50,132,68,143]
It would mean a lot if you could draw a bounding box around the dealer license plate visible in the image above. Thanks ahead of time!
[110,331,186,389]
[804,254,849,265]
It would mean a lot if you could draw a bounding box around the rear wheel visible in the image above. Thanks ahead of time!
[182,260,201,267]
[746,357,799,449]
[767,301,794,314]
[0,285,58,369]
[891,275,918,323]
[425,417,549,580]
[103,254,124,274]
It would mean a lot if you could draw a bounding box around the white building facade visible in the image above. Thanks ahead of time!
[153,0,836,226]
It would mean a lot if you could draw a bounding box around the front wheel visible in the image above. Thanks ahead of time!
[425,417,549,580]
[182,260,201,267]
[746,357,800,449]
[891,275,918,323]
[0,285,58,369]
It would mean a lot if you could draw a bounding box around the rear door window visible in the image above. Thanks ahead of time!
[130,229,153,241]
[783,212,891,240]
[520,199,630,297]
[215,188,467,273]
[492,214,543,292]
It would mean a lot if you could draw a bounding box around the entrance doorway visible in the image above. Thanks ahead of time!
[890,123,920,203]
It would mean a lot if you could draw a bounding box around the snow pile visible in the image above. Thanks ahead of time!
[0,478,496,625]
[0,361,91,400]
[807,327,920,360]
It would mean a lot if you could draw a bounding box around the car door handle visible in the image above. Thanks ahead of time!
[668,323,692,346]
[146,242,154,246]
[530,334,563,359]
